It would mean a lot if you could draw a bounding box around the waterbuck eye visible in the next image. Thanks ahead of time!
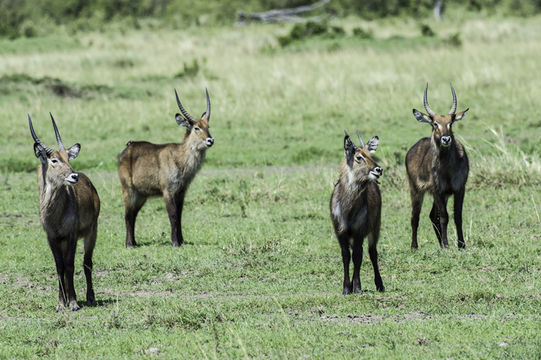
[194,127,201,131]
[51,158,59,164]
[355,155,365,162]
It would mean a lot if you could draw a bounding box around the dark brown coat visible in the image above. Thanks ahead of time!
[330,131,384,294]
[118,89,214,247]
[406,84,469,249]
[30,114,100,311]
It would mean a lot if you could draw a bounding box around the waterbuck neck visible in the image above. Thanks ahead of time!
[38,168,76,233]
[431,135,457,158]
[338,167,369,205]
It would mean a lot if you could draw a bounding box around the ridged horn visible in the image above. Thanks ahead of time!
[174,89,196,124]
[49,112,64,150]
[28,114,54,155]
[448,83,457,115]
[356,130,365,148]
[423,83,436,117]
[205,88,211,121]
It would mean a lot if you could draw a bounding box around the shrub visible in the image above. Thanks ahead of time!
[352,26,373,39]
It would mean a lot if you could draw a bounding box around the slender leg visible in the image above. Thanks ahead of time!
[410,190,424,249]
[351,237,364,293]
[429,201,442,246]
[49,240,66,312]
[83,225,97,306]
[454,188,466,249]
[63,237,79,311]
[123,189,146,248]
[368,232,384,292]
[338,234,352,295]
[176,190,187,246]
[435,195,449,248]
[164,191,185,247]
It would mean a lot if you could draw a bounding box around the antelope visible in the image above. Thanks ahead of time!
[330,131,385,294]
[406,83,469,249]
[118,88,214,248]
[29,113,100,311]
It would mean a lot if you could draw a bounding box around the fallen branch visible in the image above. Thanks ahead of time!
[237,0,330,24]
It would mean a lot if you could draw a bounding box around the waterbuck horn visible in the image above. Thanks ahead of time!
[423,83,436,117]
[49,112,64,150]
[174,89,196,124]
[204,88,211,121]
[28,114,54,155]
[448,83,457,115]
[356,130,365,148]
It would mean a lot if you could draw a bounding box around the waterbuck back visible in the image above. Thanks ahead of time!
[406,83,469,249]
[118,88,214,247]
[29,113,100,311]
[330,130,385,294]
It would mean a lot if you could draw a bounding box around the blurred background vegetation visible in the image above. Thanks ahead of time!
[1,0,541,38]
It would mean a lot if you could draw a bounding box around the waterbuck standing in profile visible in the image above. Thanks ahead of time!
[118,88,214,248]
[406,83,469,249]
[330,131,385,294]
[29,113,100,311]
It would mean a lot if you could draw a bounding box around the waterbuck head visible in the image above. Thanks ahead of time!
[174,88,214,150]
[343,130,382,183]
[29,113,81,187]
[412,83,469,149]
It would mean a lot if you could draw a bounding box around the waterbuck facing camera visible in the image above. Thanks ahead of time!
[330,131,385,294]
[29,113,100,311]
[118,88,214,247]
[406,83,469,249]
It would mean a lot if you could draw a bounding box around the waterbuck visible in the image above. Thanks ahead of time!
[406,83,469,249]
[118,88,214,247]
[330,131,385,294]
[29,113,100,311]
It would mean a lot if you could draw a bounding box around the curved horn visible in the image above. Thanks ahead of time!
[174,89,196,124]
[448,83,457,115]
[205,88,211,121]
[356,130,365,148]
[49,112,64,150]
[423,83,436,117]
[28,114,54,155]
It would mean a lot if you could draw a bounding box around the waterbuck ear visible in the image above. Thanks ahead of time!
[175,113,192,129]
[454,108,469,121]
[33,143,48,164]
[344,133,357,161]
[201,112,209,122]
[413,109,432,124]
[366,136,379,153]
[67,143,81,160]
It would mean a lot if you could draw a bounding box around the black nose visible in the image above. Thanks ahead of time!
[70,173,79,182]
[374,166,383,175]
[206,138,214,147]
[441,136,451,144]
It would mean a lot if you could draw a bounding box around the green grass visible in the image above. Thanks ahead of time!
[0,15,540,359]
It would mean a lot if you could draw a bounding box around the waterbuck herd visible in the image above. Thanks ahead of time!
[28,84,469,310]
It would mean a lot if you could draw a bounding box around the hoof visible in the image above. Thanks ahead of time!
[342,284,353,295]
[56,304,65,313]
[70,301,80,311]
[87,294,96,306]
[458,242,466,249]
[376,285,385,293]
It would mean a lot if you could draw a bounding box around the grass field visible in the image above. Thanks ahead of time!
[0,14,540,358]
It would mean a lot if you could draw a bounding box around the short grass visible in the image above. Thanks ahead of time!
[0,15,540,359]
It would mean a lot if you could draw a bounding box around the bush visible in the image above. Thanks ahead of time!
[352,27,373,39]
[420,23,435,37]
